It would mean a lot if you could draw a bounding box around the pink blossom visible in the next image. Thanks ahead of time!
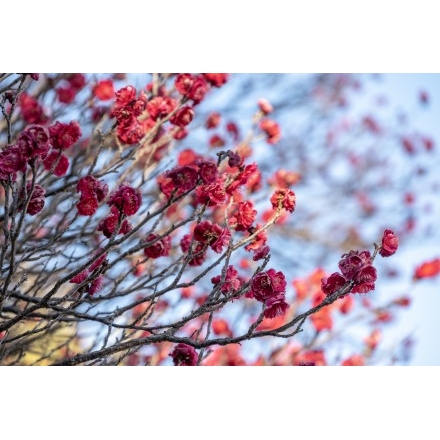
[18,93,47,124]
[270,188,296,213]
[49,121,82,150]
[170,106,194,127]
[21,183,45,216]
[17,125,51,159]
[76,196,99,216]
[187,76,208,104]
[196,180,226,206]
[203,73,229,88]
[170,343,198,366]
[143,234,171,259]
[0,145,27,180]
[97,206,132,238]
[229,201,257,231]
[146,96,177,121]
[321,272,347,295]
[211,265,242,294]
[250,269,287,302]
[197,160,219,184]
[379,229,399,257]
[108,184,142,216]
[89,276,104,295]
[352,265,377,294]
[338,250,371,280]
[174,74,195,96]
[264,293,290,319]
[43,151,69,177]
[260,119,281,144]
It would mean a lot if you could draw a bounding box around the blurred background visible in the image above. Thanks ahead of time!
[188,73,440,365]
[374,74,440,365]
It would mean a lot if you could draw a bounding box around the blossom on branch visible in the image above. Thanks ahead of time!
[170,343,198,366]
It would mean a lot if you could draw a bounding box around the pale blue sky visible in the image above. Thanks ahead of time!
[381,74,440,365]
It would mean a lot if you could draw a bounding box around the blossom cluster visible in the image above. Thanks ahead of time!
[98,184,142,238]
[110,85,148,145]
[321,250,377,295]
[248,269,290,319]
[0,121,81,182]
[76,176,143,239]
[143,233,171,259]
[0,121,82,216]
[321,230,399,296]
[76,175,109,216]
[107,74,229,147]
